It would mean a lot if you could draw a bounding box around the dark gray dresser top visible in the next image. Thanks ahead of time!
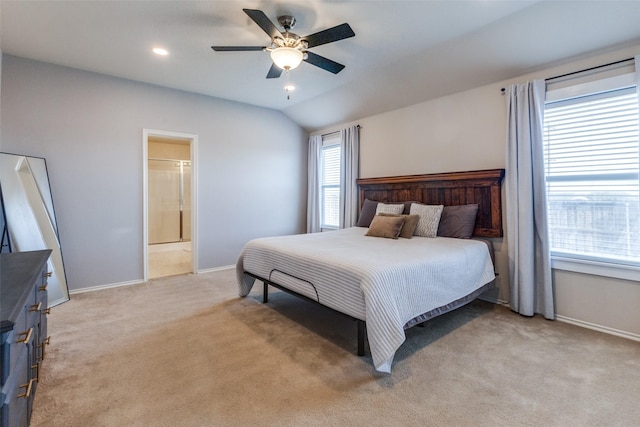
[0,250,52,333]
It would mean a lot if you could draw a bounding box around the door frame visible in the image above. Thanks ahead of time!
[142,129,198,281]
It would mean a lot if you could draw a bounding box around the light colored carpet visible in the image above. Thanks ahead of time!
[31,269,640,426]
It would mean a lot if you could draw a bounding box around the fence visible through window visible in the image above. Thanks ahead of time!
[547,194,639,263]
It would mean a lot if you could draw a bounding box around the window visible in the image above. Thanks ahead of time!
[543,76,640,269]
[320,134,341,229]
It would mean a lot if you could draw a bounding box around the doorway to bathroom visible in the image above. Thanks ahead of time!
[143,130,198,280]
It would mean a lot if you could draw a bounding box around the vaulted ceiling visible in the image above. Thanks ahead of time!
[3,1,640,131]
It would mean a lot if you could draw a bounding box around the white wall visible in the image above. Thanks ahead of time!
[1,55,308,292]
[314,44,640,339]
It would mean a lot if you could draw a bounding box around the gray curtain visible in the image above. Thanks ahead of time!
[636,55,640,111]
[307,134,322,233]
[505,80,554,319]
[339,126,360,228]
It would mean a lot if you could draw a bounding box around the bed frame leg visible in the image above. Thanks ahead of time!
[262,281,269,303]
[357,320,365,356]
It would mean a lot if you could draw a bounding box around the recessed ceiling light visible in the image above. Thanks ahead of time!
[152,47,169,56]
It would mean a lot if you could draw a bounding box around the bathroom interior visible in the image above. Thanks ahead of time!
[147,136,192,278]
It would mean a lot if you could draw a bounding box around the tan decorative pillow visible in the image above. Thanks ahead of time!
[378,213,419,238]
[365,215,405,239]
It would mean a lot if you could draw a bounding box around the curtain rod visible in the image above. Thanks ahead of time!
[320,124,361,137]
[500,57,634,93]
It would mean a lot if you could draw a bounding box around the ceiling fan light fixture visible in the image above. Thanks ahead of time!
[270,47,303,70]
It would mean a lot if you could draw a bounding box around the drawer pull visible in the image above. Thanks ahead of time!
[38,284,48,291]
[44,271,53,277]
[17,327,33,344]
[43,308,51,315]
[32,362,41,382]
[39,336,51,360]
[30,302,42,312]
[17,379,35,399]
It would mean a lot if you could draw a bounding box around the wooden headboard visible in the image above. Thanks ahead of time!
[356,169,505,238]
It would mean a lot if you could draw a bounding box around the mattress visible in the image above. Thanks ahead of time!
[236,227,495,372]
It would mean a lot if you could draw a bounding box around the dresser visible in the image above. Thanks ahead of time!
[1,250,52,427]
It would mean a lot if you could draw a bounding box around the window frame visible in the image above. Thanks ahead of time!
[544,71,640,281]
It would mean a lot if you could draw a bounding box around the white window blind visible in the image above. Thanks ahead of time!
[543,85,640,267]
[320,138,341,229]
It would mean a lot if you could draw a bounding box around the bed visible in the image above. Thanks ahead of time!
[236,169,504,372]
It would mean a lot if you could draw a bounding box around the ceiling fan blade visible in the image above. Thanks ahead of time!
[243,9,283,41]
[303,51,345,74]
[266,63,283,79]
[303,23,355,48]
[211,46,266,52]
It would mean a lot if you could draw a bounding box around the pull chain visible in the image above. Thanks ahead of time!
[284,69,294,100]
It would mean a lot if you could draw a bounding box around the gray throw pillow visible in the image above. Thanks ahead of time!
[356,199,379,227]
[437,204,479,238]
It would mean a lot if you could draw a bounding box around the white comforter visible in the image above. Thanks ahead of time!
[236,227,495,373]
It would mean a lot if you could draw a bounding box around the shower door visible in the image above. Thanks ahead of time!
[181,161,191,241]
[148,159,190,244]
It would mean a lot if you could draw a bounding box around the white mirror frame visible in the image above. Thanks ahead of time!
[0,153,70,306]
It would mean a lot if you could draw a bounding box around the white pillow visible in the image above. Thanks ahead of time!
[375,202,404,215]
[409,203,444,237]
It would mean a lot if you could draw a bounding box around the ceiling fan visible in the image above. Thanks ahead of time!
[212,9,355,79]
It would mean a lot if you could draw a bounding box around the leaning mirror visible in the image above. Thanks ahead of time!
[0,153,69,306]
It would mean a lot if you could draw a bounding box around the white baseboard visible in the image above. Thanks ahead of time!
[478,295,639,342]
[69,279,145,295]
[556,315,640,342]
[197,265,234,274]
[478,295,509,307]
[69,265,235,295]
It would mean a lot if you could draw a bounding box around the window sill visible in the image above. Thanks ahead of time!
[551,256,640,282]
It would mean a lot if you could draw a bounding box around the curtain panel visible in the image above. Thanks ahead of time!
[636,55,640,113]
[306,135,322,233]
[505,80,554,319]
[339,126,360,228]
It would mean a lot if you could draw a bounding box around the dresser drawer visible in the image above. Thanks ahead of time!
[1,345,31,427]
[0,401,28,427]
[1,250,52,427]
[1,305,30,387]
[25,267,50,365]
[36,282,49,361]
